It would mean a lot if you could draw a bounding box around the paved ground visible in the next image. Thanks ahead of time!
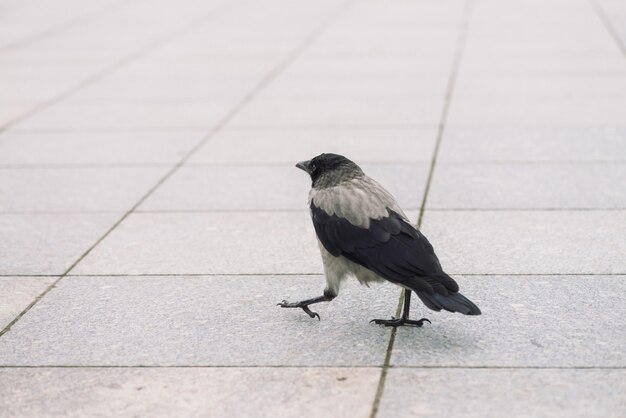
[1,0,625,417]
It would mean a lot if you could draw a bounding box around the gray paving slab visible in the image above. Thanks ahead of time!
[453,75,626,99]
[0,0,115,49]
[140,163,428,211]
[0,75,80,102]
[427,162,626,209]
[0,277,56,330]
[72,210,418,275]
[69,74,264,101]
[460,49,626,76]
[0,167,169,212]
[447,97,626,127]
[392,276,626,367]
[188,127,437,164]
[259,75,450,99]
[0,102,41,127]
[596,0,626,48]
[11,101,235,131]
[0,367,380,418]
[229,98,444,127]
[71,211,321,275]
[0,213,119,275]
[420,210,626,274]
[0,131,203,166]
[118,54,279,78]
[309,35,458,58]
[285,54,454,77]
[378,369,626,418]
[0,275,399,366]
[437,127,626,162]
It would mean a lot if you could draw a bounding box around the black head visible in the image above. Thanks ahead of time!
[296,153,363,187]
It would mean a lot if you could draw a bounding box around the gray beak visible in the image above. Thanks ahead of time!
[296,160,312,174]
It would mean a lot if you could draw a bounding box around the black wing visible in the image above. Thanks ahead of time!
[311,202,459,295]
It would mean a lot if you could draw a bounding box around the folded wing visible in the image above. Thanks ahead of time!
[311,202,459,296]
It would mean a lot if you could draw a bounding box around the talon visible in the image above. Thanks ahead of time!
[301,305,321,320]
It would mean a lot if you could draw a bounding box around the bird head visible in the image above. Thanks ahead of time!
[296,153,363,188]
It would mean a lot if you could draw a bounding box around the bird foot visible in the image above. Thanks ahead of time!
[277,300,321,320]
[369,317,431,327]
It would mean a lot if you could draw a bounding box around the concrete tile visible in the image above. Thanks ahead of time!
[140,163,429,211]
[260,75,449,99]
[189,128,437,164]
[72,211,321,275]
[0,277,56,330]
[0,275,399,366]
[437,127,626,162]
[447,97,626,126]
[427,163,626,209]
[0,0,114,49]
[0,131,203,166]
[460,50,626,76]
[420,210,626,274]
[308,38,457,59]
[0,167,169,212]
[70,74,263,101]
[11,101,235,131]
[0,75,83,102]
[453,75,626,100]
[230,98,443,127]
[0,102,41,128]
[379,369,626,418]
[72,210,419,275]
[285,54,455,77]
[392,276,626,367]
[0,51,112,77]
[119,54,278,78]
[0,213,119,275]
[597,0,626,48]
[0,367,380,418]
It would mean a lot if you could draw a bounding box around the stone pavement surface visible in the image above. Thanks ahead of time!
[1,0,625,417]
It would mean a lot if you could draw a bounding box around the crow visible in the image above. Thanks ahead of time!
[278,153,481,327]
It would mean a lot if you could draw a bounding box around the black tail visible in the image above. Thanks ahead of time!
[416,291,481,315]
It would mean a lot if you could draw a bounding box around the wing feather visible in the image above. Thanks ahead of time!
[311,202,459,295]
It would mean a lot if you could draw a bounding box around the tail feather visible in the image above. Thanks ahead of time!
[416,291,481,315]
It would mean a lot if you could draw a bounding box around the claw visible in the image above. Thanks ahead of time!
[301,305,321,320]
[277,300,321,320]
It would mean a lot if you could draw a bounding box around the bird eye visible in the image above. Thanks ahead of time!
[310,163,317,171]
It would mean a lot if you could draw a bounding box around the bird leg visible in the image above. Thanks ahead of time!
[277,294,334,320]
[370,290,431,327]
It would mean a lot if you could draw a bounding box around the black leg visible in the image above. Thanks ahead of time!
[277,294,334,320]
[370,290,431,327]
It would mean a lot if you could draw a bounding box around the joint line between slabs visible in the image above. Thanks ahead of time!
[590,0,626,57]
[0,365,623,370]
[369,1,475,417]
[0,0,360,339]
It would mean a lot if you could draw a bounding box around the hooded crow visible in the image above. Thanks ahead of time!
[278,153,481,327]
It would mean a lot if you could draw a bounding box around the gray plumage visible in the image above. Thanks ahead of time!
[280,153,480,324]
